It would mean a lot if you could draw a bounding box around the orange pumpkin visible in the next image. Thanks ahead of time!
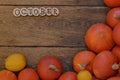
[118,63,120,75]
[107,76,120,80]
[73,50,96,73]
[112,46,120,61]
[113,23,120,46]
[93,51,119,79]
[37,56,62,80]
[85,23,114,53]
[106,8,120,28]
[18,68,39,80]
[0,69,17,80]
[104,0,120,8]
[58,71,77,80]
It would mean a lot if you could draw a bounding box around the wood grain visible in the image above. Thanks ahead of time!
[0,47,86,71]
[0,0,105,6]
[77,0,105,6]
[0,6,109,47]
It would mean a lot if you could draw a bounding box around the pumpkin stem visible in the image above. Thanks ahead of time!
[112,63,119,70]
[114,13,120,19]
[77,62,88,70]
[48,64,59,72]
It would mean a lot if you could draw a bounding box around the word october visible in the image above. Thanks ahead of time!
[13,7,59,17]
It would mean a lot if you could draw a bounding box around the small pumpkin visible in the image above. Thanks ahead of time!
[93,51,119,79]
[104,0,120,8]
[77,70,92,80]
[18,68,39,80]
[58,71,77,80]
[37,56,62,80]
[0,69,17,80]
[73,50,96,73]
[113,23,120,46]
[107,76,120,80]
[112,46,120,61]
[85,23,114,53]
[106,8,120,28]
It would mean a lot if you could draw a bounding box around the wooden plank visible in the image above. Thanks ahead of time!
[0,6,109,47]
[0,0,105,6]
[77,0,105,6]
[0,0,76,5]
[0,47,86,71]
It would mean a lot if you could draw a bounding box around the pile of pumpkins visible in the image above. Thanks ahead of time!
[0,0,120,80]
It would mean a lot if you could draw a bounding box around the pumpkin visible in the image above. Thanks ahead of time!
[37,56,62,80]
[107,76,120,80]
[104,0,120,8]
[77,70,92,80]
[93,51,119,79]
[73,50,96,73]
[18,68,39,80]
[113,23,120,46]
[106,8,120,28]
[112,46,120,61]
[0,69,17,80]
[85,23,114,53]
[58,71,77,80]
[118,63,120,75]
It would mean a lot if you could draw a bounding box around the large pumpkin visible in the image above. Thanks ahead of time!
[93,51,119,79]
[113,23,120,46]
[73,50,96,73]
[37,56,62,80]
[85,23,114,53]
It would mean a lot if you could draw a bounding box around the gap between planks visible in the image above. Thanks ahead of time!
[0,4,107,7]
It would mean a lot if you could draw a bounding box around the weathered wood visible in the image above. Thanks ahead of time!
[0,6,109,47]
[0,0,105,6]
[0,47,86,71]
[77,0,105,6]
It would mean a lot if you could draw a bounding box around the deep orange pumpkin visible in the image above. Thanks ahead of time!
[37,56,62,80]
[112,46,120,61]
[106,8,120,28]
[104,0,120,8]
[113,23,120,46]
[18,68,39,80]
[107,76,120,80]
[73,50,96,73]
[93,51,119,79]
[0,69,17,80]
[58,71,77,80]
[85,23,114,53]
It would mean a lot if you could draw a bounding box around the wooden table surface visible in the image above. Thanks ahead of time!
[0,0,109,71]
